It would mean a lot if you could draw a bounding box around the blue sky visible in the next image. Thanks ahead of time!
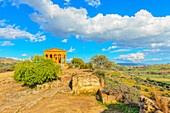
[0,0,170,64]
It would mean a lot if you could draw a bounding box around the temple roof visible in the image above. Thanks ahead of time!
[43,48,67,52]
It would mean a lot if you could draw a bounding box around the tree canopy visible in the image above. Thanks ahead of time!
[90,55,112,70]
[71,58,84,65]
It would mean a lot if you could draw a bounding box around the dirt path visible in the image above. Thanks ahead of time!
[0,70,106,113]
[23,93,105,113]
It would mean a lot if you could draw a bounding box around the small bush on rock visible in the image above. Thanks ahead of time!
[14,55,61,87]
[104,83,140,106]
[94,70,106,79]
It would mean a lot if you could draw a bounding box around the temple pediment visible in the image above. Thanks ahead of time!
[43,48,66,52]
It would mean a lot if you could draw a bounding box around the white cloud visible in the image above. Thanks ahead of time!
[0,19,6,26]
[67,58,73,61]
[110,49,130,53]
[142,42,170,55]
[61,39,67,43]
[67,47,75,52]
[76,35,80,39]
[64,0,70,5]
[5,0,170,52]
[115,52,145,62]
[1,41,14,46]
[65,0,70,2]
[102,46,117,51]
[7,57,25,61]
[0,20,46,42]
[85,0,101,7]
[144,58,162,61]
[22,54,27,56]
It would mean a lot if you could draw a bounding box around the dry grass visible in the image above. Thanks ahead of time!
[151,91,169,113]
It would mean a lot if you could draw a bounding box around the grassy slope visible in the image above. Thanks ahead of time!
[0,57,18,72]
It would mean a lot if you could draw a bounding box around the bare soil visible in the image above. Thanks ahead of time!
[0,70,106,113]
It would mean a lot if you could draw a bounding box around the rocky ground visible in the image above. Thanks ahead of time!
[0,70,106,113]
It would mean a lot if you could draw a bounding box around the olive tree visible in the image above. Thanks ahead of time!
[90,55,112,70]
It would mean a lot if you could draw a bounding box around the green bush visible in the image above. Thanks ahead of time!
[14,55,61,87]
[104,83,140,106]
[146,77,151,81]
[67,63,73,69]
[160,88,164,91]
[133,85,141,90]
[144,88,149,92]
[94,70,106,79]
[11,65,15,71]
[75,65,79,68]
[80,63,90,69]
[71,58,84,65]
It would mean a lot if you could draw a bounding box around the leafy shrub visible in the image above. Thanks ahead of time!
[94,70,105,79]
[104,83,140,106]
[11,65,15,71]
[144,88,149,92]
[71,58,84,65]
[80,63,90,69]
[67,63,73,68]
[14,55,61,87]
[75,65,79,68]
[133,85,141,90]
[160,88,164,91]
[146,77,151,81]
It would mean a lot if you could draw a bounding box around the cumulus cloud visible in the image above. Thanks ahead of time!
[110,49,130,53]
[4,0,170,51]
[61,39,67,43]
[1,41,14,46]
[22,54,27,56]
[115,52,145,62]
[102,46,117,51]
[68,47,75,52]
[85,0,101,7]
[0,19,46,42]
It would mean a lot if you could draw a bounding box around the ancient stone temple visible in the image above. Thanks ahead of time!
[43,48,67,66]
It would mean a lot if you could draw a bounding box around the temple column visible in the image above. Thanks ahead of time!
[65,53,67,64]
[61,55,63,64]
[56,54,58,64]
[48,53,50,58]
[52,54,55,61]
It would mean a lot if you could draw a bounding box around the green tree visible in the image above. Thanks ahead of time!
[90,55,112,70]
[14,55,61,87]
[71,58,84,66]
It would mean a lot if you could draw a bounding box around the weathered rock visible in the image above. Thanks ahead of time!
[72,74,104,93]
[98,89,116,104]
[138,95,163,113]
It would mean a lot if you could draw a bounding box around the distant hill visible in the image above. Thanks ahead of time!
[117,63,148,66]
[0,57,19,72]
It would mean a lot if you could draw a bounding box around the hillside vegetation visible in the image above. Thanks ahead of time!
[0,57,18,72]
